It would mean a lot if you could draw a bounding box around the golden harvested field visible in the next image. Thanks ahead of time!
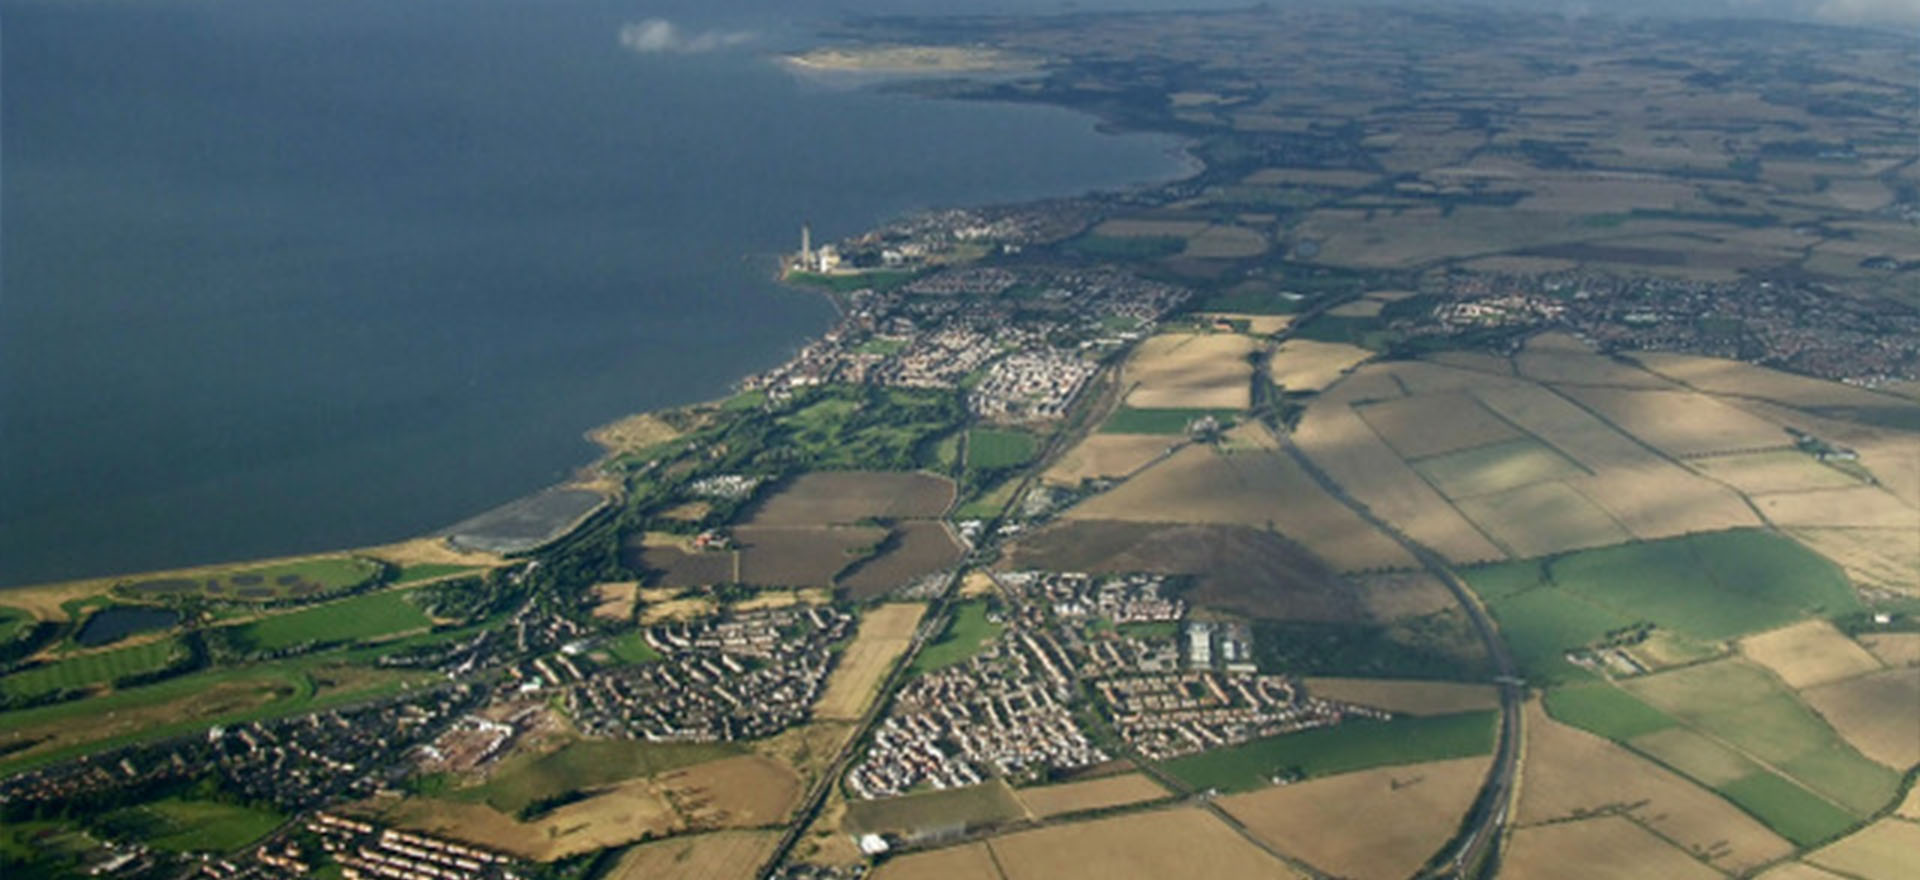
[1042,434,1176,486]
[1857,633,1920,667]
[1303,678,1498,715]
[639,595,719,624]
[815,604,925,720]
[1063,439,1416,572]
[1294,398,1505,564]
[1512,333,1676,389]
[1425,350,1515,376]
[1629,351,1915,412]
[1092,218,1210,238]
[733,588,831,612]
[1380,360,1528,396]
[1014,773,1169,819]
[590,581,638,621]
[1689,451,1864,494]
[1754,863,1852,880]
[1806,818,1920,880]
[1354,393,1521,459]
[387,782,678,861]
[1755,486,1918,529]
[1504,817,1724,880]
[986,807,1306,880]
[1183,224,1269,259]
[1789,528,1919,596]
[1903,785,1920,819]
[1739,620,1883,690]
[1121,332,1257,409]
[659,754,803,827]
[1453,481,1631,557]
[1412,438,1587,499]
[1472,385,1759,538]
[1517,703,1793,873]
[873,843,1004,880]
[606,831,779,880]
[1218,756,1489,880]
[588,411,680,455]
[1268,340,1375,392]
[1560,386,1794,458]
[1800,669,1920,769]
[1198,312,1293,334]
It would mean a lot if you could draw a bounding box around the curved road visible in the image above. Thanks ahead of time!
[1266,424,1524,880]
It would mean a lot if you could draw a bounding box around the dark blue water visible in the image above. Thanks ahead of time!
[0,0,1186,586]
[74,606,182,647]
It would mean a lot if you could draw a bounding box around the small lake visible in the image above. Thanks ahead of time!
[74,606,181,647]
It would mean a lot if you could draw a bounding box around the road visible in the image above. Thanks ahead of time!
[1266,424,1525,880]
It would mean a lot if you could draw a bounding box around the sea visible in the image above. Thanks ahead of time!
[0,0,1193,587]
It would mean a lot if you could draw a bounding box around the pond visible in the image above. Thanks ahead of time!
[74,606,180,647]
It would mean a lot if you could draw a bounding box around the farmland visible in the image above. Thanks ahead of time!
[1560,386,1796,458]
[814,604,925,720]
[1739,620,1883,689]
[1041,433,1175,486]
[1451,482,1630,558]
[842,779,1026,836]
[1161,711,1496,793]
[606,831,781,880]
[1013,773,1168,819]
[733,525,887,587]
[1219,755,1490,880]
[1099,406,1241,435]
[1689,450,1863,495]
[1503,817,1723,880]
[872,842,1003,880]
[1062,433,1415,573]
[1410,438,1586,499]
[1119,332,1257,410]
[226,589,430,652]
[1806,819,1920,880]
[1799,668,1920,769]
[984,807,1306,880]
[836,522,965,599]
[1541,684,1675,741]
[1516,702,1793,874]
[455,738,744,817]
[1267,340,1374,392]
[1623,659,1900,817]
[1355,393,1520,459]
[746,471,956,524]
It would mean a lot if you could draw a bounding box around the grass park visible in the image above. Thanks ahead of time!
[909,601,1002,675]
[227,589,431,652]
[1162,710,1497,794]
[103,798,285,853]
[120,556,383,603]
[2,638,185,700]
[965,428,1038,471]
[601,631,662,665]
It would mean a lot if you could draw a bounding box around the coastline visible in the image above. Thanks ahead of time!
[1,45,1196,604]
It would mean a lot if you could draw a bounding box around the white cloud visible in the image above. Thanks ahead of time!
[1808,0,1920,25]
[618,18,757,54]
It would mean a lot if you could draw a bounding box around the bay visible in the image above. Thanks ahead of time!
[0,0,1187,586]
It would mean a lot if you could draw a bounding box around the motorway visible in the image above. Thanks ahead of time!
[1267,423,1525,880]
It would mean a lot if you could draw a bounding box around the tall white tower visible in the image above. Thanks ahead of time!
[800,223,812,266]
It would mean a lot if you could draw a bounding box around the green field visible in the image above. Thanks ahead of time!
[229,590,430,652]
[910,602,1002,675]
[966,428,1038,471]
[1483,588,1633,684]
[602,631,662,665]
[758,386,961,472]
[1717,772,1860,847]
[1161,711,1497,794]
[785,269,920,293]
[1469,529,1860,683]
[1100,406,1241,435]
[455,739,742,815]
[854,337,909,355]
[842,779,1026,835]
[1,639,184,699]
[120,556,382,603]
[105,798,284,853]
[1543,684,1677,740]
[0,607,33,644]
[1624,659,1898,816]
[391,564,481,585]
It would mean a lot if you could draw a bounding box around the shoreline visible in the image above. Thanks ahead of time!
[1,44,1199,605]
